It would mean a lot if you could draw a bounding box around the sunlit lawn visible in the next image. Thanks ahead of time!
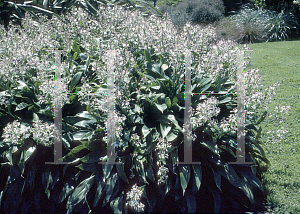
[244,40,300,213]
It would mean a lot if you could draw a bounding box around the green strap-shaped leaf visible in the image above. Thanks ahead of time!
[69,72,82,92]
[240,178,254,204]
[166,129,178,142]
[58,175,75,203]
[160,122,171,139]
[72,40,81,55]
[42,168,53,199]
[165,97,171,108]
[14,4,24,18]
[135,160,148,185]
[16,102,29,111]
[64,144,86,160]
[66,175,95,213]
[218,96,232,104]
[79,151,102,163]
[209,165,222,192]
[110,194,123,214]
[209,186,221,213]
[240,170,264,192]
[93,177,105,208]
[220,164,241,189]
[192,164,202,191]
[199,140,220,156]
[144,49,151,63]
[185,190,196,213]
[103,162,114,183]
[116,163,129,184]
[142,125,152,138]
[105,173,118,205]
[179,165,190,196]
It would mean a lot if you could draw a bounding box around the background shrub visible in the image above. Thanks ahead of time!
[215,6,299,43]
[160,0,225,27]
[215,6,270,43]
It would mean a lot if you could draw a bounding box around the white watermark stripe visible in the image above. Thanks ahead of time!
[46,50,69,164]
[98,49,122,165]
[229,49,253,165]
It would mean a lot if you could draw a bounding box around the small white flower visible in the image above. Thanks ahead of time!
[157,165,169,185]
[125,184,145,212]
[156,137,172,161]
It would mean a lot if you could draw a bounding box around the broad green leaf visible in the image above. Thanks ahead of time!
[135,160,148,185]
[166,129,179,142]
[72,40,81,55]
[80,53,88,61]
[192,164,202,191]
[110,195,123,214]
[84,0,100,17]
[42,168,53,198]
[172,96,178,105]
[43,0,48,8]
[209,187,221,213]
[79,152,102,163]
[16,102,29,111]
[75,111,97,120]
[209,165,222,192]
[144,49,151,63]
[145,163,155,182]
[199,141,219,156]
[94,177,104,207]
[105,173,118,204]
[193,77,213,93]
[58,176,75,203]
[179,165,190,195]
[160,123,171,139]
[116,163,129,184]
[150,85,160,90]
[185,191,196,213]
[142,125,152,138]
[240,170,263,191]
[69,72,82,91]
[240,178,254,204]
[64,144,86,160]
[14,4,24,18]
[220,164,241,189]
[67,175,95,212]
[218,96,232,104]
[103,163,114,183]
[72,131,90,141]
[255,110,268,125]
[165,97,171,108]
[167,114,182,131]
[154,103,168,113]
[161,64,169,72]
[21,146,36,163]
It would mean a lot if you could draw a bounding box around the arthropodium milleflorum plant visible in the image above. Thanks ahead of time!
[0,4,291,212]
[0,3,279,170]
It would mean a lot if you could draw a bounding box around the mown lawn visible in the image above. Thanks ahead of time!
[244,40,300,213]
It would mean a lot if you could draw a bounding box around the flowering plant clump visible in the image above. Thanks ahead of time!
[31,120,56,147]
[1,120,56,147]
[0,3,291,213]
[1,120,31,146]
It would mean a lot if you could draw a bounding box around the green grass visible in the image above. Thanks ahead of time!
[244,40,300,213]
